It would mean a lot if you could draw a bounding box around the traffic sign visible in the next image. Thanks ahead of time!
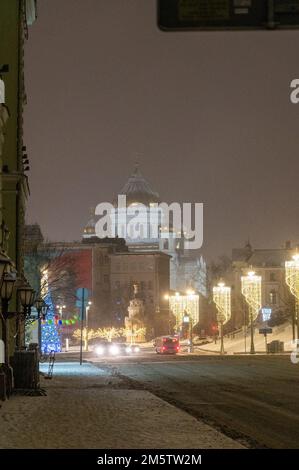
[259,327,273,335]
[158,0,299,31]
[76,287,90,309]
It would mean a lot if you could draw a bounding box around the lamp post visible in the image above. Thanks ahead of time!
[213,282,231,355]
[1,272,16,366]
[0,251,11,282]
[34,296,48,351]
[285,254,299,341]
[186,290,196,352]
[164,294,171,334]
[56,303,66,318]
[17,284,35,348]
[84,301,92,352]
[183,311,194,352]
[241,271,262,355]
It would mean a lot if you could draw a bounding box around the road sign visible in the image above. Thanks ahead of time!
[76,287,90,365]
[158,0,299,31]
[259,327,273,335]
[76,287,90,309]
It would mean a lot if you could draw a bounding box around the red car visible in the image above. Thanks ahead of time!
[154,336,180,354]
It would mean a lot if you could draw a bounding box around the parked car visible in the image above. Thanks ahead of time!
[154,336,180,354]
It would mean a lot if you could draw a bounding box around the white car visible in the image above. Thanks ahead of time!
[94,341,140,357]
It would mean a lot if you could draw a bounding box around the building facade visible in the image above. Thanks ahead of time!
[0,0,37,399]
[83,163,207,297]
[231,242,294,329]
[110,251,170,336]
[25,228,170,337]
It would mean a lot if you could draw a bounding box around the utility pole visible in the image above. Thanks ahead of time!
[79,288,85,365]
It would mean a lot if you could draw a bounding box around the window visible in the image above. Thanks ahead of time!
[270,272,276,282]
[269,290,277,305]
[103,274,109,284]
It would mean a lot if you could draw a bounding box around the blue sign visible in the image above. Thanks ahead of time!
[76,287,90,309]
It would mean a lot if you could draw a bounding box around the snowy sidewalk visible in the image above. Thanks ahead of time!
[0,362,243,449]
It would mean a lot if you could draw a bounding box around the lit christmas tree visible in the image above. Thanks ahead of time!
[41,272,61,353]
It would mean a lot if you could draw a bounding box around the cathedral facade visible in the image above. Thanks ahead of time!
[83,164,207,297]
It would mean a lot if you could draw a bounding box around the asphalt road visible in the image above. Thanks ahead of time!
[93,353,299,449]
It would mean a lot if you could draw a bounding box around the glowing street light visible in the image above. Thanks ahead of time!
[241,271,262,355]
[84,301,92,351]
[285,253,299,340]
[56,304,66,318]
[213,282,231,355]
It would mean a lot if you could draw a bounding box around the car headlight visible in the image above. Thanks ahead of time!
[125,346,132,354]
[95,346,105,355]
[134,346,140,353]
[109,344,120,355]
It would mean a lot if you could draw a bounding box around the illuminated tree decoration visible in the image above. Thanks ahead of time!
[241,271,262,322]
[285,254,299,301]
[212,282,231,354]
[285,254,299,339]
[167,291,199,332]
[241,271,262,354]
[41,270,61,353]
[213,283,231,325]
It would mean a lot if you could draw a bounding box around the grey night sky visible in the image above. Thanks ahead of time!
[24,0,299,260]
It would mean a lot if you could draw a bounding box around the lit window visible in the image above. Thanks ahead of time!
[269,290,277,305]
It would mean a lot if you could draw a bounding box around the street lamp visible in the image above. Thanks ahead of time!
[213,282,231,355]
[56,304,66,318]
[84,301,92,351]
[18,284,35,316]
[1,272,17,367]
[0,251,11,284]
[182,311,194,352]
[285,254,299,341]
[186,290,196,352]
[241,271,262,355]
[17,284,35,349]
[34,296,48,351]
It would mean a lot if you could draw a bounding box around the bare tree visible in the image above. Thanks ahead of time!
[25,239,79,307]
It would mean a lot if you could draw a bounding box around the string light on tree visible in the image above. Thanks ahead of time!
[241,271,262,355]
[56,303,66,318]
[213,282,231,355]
[166,290,199,333]
[285,253,299,341]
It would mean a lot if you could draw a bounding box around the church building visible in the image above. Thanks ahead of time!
[83,164,207,297]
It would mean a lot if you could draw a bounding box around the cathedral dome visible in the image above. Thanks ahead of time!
[116,163,160,206]
[83,207,98,237]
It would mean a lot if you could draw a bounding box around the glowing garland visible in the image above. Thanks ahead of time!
[41,315,80,327]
